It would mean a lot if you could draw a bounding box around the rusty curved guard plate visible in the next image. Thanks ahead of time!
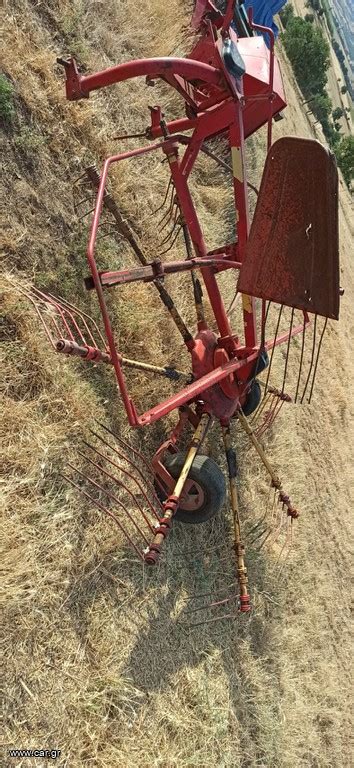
[237,137,339,319]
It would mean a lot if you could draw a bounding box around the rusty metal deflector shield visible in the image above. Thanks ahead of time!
[237,137,339,319]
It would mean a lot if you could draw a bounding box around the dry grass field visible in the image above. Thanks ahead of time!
[1,1,353,766]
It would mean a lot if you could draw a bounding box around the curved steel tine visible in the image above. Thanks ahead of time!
[169,541,233,559]
[295,314,307,403]
[184,594,236,615]
[85,436,161,520]
[159,227,175,248]
[270,487,278,522]
[254,528,273,551]
[97,226,121,241]
[157,186,175,228]
[53,294,99,347]
[78,207,96,220]
[226,290,240,317]
[84,438,159,522]
[77,450,154,538]
[55,294,107,348]
[61,472,144,560]
[260,300,271,348]
[45,292,87,345]
[184,583,237,602]
[264,304,283,394]
[253,392,275,432]
[281,307,294,394]
[247,484,273,537]
[180,610,239,628]
[157,205,172,230]
[268,399,286,428]
[158,226,182,256]
[158,200,178,234]
[267,503,287,549]
[13,284,59,349]
[271,517,293,574]
[159,218,180,248]
[250,391,271,425]
[95,422,159,494]
[152,177,173,215]
[255,394,285,439]
[308,317,327,403]
[247,512,269,537]
[257,412,278,439]
[31,288,76,342]
[72,170,91,186]
[300,314,317,404]
[159,203,180,242]
[249,523,271,547]
[253,491,279,549]
[73,196,94,216]
[92,431,162,512]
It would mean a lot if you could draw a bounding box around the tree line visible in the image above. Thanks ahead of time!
[279,3,353,188]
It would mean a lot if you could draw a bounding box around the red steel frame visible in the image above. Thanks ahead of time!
[60,4,309,428]
[86,140,309,427]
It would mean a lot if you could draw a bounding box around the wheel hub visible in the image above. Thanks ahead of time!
[191,329,241,420]
[180,478,205,511]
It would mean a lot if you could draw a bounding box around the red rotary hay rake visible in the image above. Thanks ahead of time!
[19,0,340,620]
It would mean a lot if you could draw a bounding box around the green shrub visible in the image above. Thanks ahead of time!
[0,74,15,123]
[312,92,332,122]
[279,3,295,27]
[14,126,46,153]
[335,135,354,188]
[282,16,330,97]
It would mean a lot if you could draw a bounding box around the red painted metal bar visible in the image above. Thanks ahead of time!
[192,0,223,29]
[165,145,235,342]
[85,135,310,426]
[149,115,197,139]
[135,317,308,425]
[148,99,235,141]
[221,0,237,35]
[87,256,242,290]
[86,139,172,426]
[56,339,111,363]
[179,133,204,179]
[64,56,225,100]
[247,10,275,150]
[229,102,257,347]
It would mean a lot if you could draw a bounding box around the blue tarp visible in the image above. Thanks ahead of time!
[243,0,288,44]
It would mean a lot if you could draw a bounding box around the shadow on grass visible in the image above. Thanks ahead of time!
[64,492,282,764]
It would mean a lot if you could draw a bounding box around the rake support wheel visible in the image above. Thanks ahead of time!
[242,380,262,417]
[161,452,226,524]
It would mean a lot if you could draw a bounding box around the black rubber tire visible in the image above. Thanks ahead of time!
[157,452,226,524]
[242,380,262,416]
